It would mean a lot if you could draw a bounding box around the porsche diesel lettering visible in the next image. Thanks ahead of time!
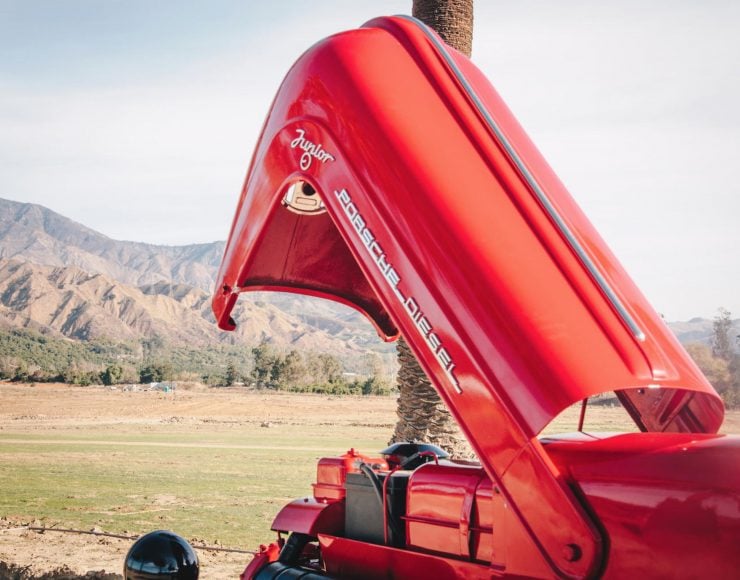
[335,188,461,393]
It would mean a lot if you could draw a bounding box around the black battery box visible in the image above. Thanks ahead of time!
[344,470,410,547]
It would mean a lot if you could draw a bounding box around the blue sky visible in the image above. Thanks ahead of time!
[1,0,738,320]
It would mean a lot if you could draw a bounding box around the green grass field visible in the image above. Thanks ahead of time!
[0,423,389,548]
[1,385,738,551]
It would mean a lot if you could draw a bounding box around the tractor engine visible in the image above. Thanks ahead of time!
[246,443,501,579]
[244,433,740,579]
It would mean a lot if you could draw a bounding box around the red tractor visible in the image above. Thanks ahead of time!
[210,16,739,579]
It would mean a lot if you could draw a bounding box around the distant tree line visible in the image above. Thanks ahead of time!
[242,341,392,395]
[0,329,393,395]
[685,307,740,409]
[2,309,738,407]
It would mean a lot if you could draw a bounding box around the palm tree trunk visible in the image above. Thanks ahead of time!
[390,1,475,459]
[412,0,473,57]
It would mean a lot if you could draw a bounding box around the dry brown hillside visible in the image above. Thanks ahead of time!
[0,198,223,291]
[0,259,390,361]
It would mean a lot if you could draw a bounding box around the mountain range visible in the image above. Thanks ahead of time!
[0,197,393,364]
[0,197,223,291]
[0,197,734,363]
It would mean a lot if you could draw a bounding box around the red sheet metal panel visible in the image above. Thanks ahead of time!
[312,449,388,502]
[271,498,343,537]
[545,432,740,578]
[405,463,495,564]
[213,15,726,577]
[401,435,740,577]
[319,534,494,580]
[213,15,722,435]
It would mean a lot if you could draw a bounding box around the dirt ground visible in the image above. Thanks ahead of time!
[1,383,738,579]
[0,520,248,579]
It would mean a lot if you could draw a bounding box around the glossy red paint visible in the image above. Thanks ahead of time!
[214,14,737,579]
[405,463,490,561]
[270,498,343,537]
[397,436,740,577]
[545,432,740,578]
[318,534,494,580]
[212,14,722,434]
[240,542,280,580]
[313,457,347,502]
[313,449,388,502]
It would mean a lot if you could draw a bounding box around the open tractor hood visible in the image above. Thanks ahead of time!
[213,16,732,579]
